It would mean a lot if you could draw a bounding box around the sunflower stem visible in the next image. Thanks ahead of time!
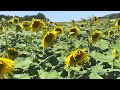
[112,59,115,69]
[88,43,92,54]
[4,25,8,49]
[67,69,71,79]
[88,30,91,54]
[114,29,116,44]
[66,35,70,52]
[43,47,45,58]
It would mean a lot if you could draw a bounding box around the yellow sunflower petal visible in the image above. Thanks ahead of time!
[0,58,15,79]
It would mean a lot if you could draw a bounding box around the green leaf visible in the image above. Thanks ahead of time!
[94,39,109,50]
[16,44,26,49]
[37,70,63,79]
[70,66,81,72]
[24,36,34,42]
[45,62,52,67]
[90,51,113,62]
[89,73,103,79]
[13,74,30,79]
[57,56,66,63]
[110,40,120,53]
[20,51,30,55]
[26,45,39,51]
[108,59,120,68]
[15,57,33,70]
[90,65,107,74]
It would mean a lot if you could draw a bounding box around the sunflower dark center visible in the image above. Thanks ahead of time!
[92,33,99,40]
[81,24,84,27]
[110,31,114,35]
[23,22,29,27]
[55,28,62,33]
[74,52,82,61]
[32,21,40,28]
[9,21,12,24]
[118,20,120,25]
[14,19,18,23]
[69,55,76,66]
[44,33,54,43]
[8,50,17,56]
[94,17,97,21]
[70,28,77,35]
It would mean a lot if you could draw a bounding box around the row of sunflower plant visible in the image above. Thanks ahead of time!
[0,16,120,79]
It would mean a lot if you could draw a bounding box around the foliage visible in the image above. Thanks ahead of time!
[1,14,120,79]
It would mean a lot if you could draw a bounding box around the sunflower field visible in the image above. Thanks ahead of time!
[1,16,120,79]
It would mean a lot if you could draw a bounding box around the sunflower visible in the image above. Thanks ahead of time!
[116,29,120,34]
[0,58,15,79]
[89,30,103,44]
[54,22,58,26]
[92,16,98,24]
[80,23,86,29]
[65,48,89,68]
[108,19,115,23]
[30,19,45,32]
[8,20,13,24]
[41,31,57,48]
[115,18,120,28]
[6,48,19,60]
[0,26,5,33]
[53,26,64,34]
[72,20,75,24]
[68,27,80,37]
[12,17,19,24]
[108,30,114,38]
[21,21,31,29]
[71,20,76,26]
[80,23,84,27]
[112,49,119,59]
[48,21,52,24]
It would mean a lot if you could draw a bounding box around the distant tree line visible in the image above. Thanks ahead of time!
[98,13,120,19]
[0,13,50,22]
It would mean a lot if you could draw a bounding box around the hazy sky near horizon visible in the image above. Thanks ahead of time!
[0,11,120,22]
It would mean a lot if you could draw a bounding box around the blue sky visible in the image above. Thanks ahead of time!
[0,11,120,22]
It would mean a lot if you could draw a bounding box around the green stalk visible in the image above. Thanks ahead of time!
[87,30,91,54]
[42,47,45,59]
[4,26,8,49]
[88,43,92,54]
[67,68,71,79]
[112,59,115,69]
[43,47,45,55]
[114,29,116,44]
[65,34,70,52]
